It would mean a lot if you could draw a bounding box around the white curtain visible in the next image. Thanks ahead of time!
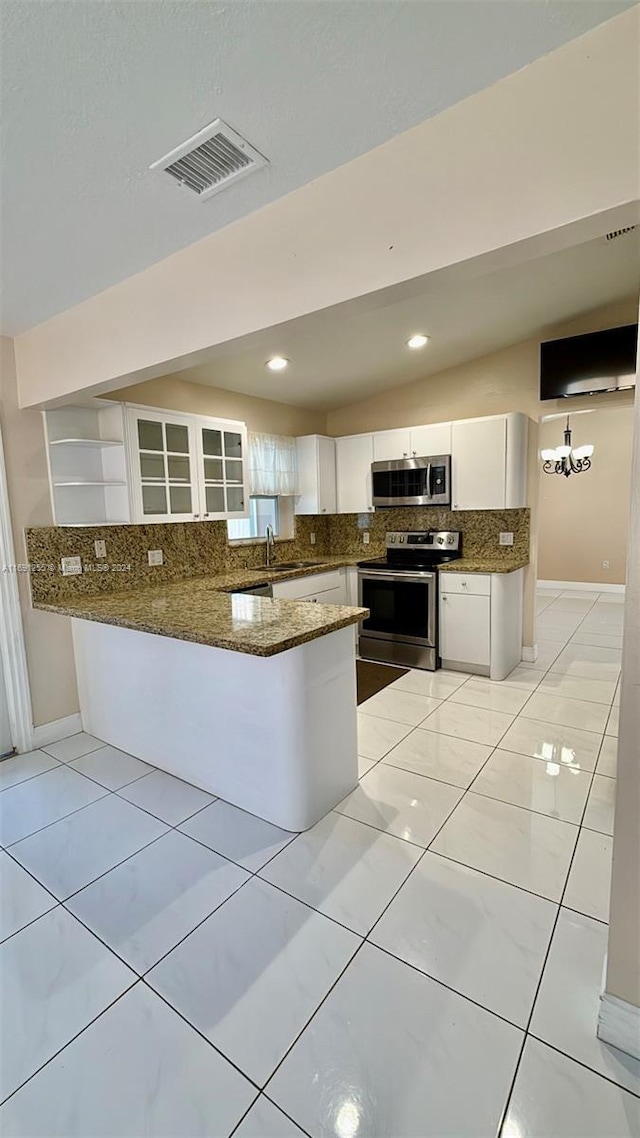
[248,433,298,496]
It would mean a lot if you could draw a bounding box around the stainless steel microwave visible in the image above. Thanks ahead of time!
[371,454,451,508]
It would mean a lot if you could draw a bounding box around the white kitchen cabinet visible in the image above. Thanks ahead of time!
[372,423,452,462]
[295,435,337,515]
[336,434,374,514]
[126,406,248,523]
[439,569,524,679]
[272,569,347,605]
[372,429,411,462]
[409,422,452,457]
[451,413,527,511]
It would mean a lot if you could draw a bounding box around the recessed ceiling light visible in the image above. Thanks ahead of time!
[266,356,289,371]
[407,334,429,349]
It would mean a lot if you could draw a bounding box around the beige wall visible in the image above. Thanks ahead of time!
[14,8,639,408]
[538,407,634,585]
[0,339,79,727]
[107,375,325,436]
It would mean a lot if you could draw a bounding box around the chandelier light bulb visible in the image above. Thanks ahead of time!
[556,445,572,458]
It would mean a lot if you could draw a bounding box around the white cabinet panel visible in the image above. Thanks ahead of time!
[409,422,452,457]
[336,435,374,514]
[451,418,507,511]
[272,570,346,602]
[295,436,336,515]
[440,593,490,667]
[372,430,411,462]
[439,572,491,596]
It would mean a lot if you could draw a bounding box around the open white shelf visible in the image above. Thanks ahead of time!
[44,403,132,526]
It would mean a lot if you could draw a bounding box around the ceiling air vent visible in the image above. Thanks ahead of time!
[150,118,267,200]
[605,226,637,242]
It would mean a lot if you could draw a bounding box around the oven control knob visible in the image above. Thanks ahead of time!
[447,536,454,545]
[400,535,405,543]
[437,536,444,545]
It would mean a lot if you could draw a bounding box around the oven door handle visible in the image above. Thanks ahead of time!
[358,571,436,583]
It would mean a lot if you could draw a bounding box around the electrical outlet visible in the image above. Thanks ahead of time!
[499,532,514,546]
[94,540,107,559]
[148,549,164,566]
[363,532,370,545]
[61,556,82,577]
[310,532,316,545]
[602,560,610,570]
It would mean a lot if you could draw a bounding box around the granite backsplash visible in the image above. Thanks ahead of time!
[25,507,529,605]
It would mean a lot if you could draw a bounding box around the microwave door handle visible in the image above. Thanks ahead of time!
[425,462,432,498]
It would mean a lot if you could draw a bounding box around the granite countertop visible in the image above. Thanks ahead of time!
[34,569,367,657]
[439,558,529,574]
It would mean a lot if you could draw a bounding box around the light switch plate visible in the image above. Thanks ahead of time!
[148,549,164,566]
[61,556,82,576]
[94,540,107,559]
[499,532,514,546]
[363,532,370,545]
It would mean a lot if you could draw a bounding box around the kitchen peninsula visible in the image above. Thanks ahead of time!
[34,572,367,832]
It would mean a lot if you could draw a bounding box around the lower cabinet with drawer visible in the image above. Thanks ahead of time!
[439,570,523,680]
[272,569,348,606]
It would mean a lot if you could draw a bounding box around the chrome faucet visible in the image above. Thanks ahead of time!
[265,524,275,567]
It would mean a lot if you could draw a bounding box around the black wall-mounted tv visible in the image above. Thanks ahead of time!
[540,323,638,400]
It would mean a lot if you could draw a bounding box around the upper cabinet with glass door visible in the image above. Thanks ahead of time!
[126,406,249,523]
[196,418,248,520]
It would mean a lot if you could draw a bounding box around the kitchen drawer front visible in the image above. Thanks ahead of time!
[303,585,347,606]
[272,569,345,600]
[439,572,491,596]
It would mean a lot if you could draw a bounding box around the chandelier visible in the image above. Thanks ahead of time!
[541,416,594,478]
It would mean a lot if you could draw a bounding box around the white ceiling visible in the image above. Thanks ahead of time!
[171,231,640,410]
[0,0,633,335]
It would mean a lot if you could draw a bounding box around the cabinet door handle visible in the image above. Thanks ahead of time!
[412,450,417,456]
[461,581,468,588]
[193,514,200,519]
[442,595,448,603]
[402,452,408,457]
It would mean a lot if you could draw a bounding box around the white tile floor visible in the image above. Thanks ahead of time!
[1,587,638,1136]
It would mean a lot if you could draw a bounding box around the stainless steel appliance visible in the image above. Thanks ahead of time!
[358,530,462,670]
[371,454,451,508]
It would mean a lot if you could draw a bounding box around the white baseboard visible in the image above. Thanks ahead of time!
[598,992,640,1061]
[33,713,82,750]
[521,645,537,663]
[538,579,626,594]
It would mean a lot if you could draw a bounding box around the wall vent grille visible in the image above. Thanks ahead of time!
[605,226,637,242]
[150,119,267,200]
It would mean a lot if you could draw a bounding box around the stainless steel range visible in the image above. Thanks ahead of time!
[358,530,462,671]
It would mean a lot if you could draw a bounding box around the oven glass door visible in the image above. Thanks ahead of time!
[359,572,435,645]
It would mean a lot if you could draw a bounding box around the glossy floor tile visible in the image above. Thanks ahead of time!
[563,827,612,923]
[0,749,59,791]
[470,748,592,824]
[606,704,620,736]
[370,852,556,1027]
[234,1097,306,1138]
[260,810,421,935]
[0,851,57,941]
[67,829,249,973]
[147,878,359,1086]
[431,793,578,901]
[504,1036,640,1138]
[596,734,618,778]
[421,700,515,746]
[1,905,135,1100]
[356,712,412,760]
[521,692,609,734]
[69,744,154,790]
[335,763,463,847]
[10,793,168,900]
[536,672,617,706]
[390,668,469,699]
[359,686,441,726]
[118,768,215,826]
[583,774,616,835]
[0,764,107,847]
[268,943,522,1138]
[530,908,640,1097]
[179,799,294,873]
[497,716,602,773]
[0,983,254,1136]
[382,727,492,788]
[41,732,105,763]
[449,677,530,715]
